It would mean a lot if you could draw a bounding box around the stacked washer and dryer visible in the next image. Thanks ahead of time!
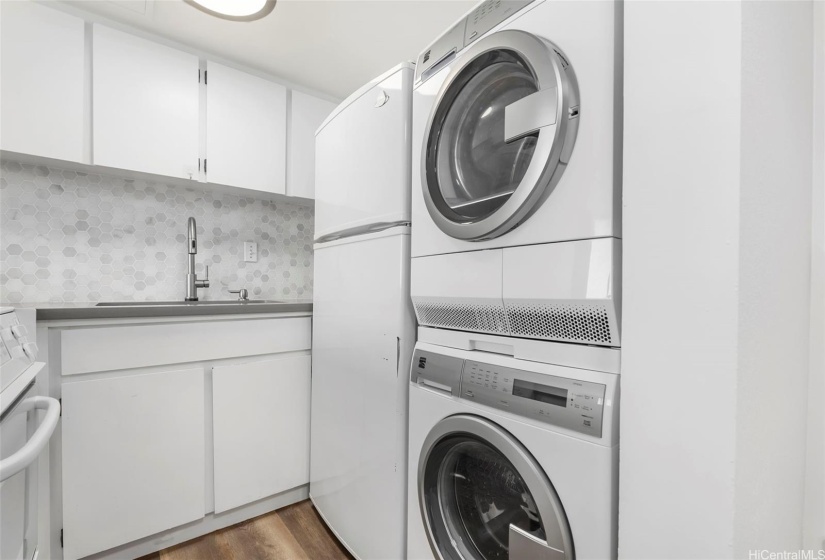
[407,1,622,559]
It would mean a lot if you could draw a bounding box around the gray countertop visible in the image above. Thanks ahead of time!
[8,300,313,321]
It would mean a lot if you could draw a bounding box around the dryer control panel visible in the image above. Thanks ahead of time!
[464,0,535,46]
[414,0,536,84]
[411,348,609,439]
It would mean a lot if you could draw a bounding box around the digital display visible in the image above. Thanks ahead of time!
[512,379,568,408]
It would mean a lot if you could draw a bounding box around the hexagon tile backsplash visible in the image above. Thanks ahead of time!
[0,160,314,303]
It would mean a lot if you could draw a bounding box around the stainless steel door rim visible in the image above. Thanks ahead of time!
[417,414,574,560]
[421,29,579,241]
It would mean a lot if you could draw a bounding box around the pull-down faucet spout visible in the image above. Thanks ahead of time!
[188,217,197,254]
[185,217,209,301]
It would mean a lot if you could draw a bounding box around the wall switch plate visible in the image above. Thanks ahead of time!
[244,241,258,263]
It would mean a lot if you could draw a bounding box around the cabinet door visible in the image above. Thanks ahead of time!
[212,355,310,513]
[0,2,84,162]
[206,62,287,193]
[62,368,205,560]
[93,24,199,179]
[288,91,337,199]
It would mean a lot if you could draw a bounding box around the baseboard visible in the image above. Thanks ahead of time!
[83,485,309,560]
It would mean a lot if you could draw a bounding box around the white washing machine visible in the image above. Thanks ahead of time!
[407,341,619,560]
[410,0,622,347]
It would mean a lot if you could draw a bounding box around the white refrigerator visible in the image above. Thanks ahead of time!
[309,63,415,560]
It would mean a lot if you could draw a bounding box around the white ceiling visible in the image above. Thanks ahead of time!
[59,0,476,100]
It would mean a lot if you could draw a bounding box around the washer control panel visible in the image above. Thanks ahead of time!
[412,348,609,438]
[461,360,606,438]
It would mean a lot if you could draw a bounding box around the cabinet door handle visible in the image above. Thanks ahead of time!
[0,396,61,482]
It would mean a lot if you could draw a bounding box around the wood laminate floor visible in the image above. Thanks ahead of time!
[138,500,353,560]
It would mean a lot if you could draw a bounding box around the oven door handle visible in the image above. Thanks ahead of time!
[0,396,61,482]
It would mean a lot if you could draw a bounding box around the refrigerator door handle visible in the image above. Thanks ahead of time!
[315,221,411,244]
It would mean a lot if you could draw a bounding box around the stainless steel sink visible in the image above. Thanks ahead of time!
[95,300,282,306]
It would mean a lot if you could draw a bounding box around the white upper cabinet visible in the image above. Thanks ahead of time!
[288,91,337,199]
[92,24,199,179]
[206,62,287,193]
[2,11,317,199]
[0,2,85,163]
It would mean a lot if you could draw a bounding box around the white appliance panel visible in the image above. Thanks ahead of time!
[411,239,621,346]
[0,308,49,560]
[502,238,621,345]
[411,248,502,301]
[0,406,28,560]
[310,228,415,560]
[314,64,413,240]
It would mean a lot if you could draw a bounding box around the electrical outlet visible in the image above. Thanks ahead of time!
[244,241,258,263]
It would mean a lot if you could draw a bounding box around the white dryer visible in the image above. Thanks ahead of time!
[407,341,619,560]
[410,0,622,347]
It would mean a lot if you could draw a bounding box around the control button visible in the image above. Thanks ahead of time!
[9,346,25,360]
[11,325,27,339]
[22,342,38,361]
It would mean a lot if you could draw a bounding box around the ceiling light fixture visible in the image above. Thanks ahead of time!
[184,0,276,22]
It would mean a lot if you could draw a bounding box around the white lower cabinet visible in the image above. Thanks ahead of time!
[212,355,311,513]
[61,368,206,560]
[54,315,312,559]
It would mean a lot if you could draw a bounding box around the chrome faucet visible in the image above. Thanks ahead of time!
[185,217,209,301]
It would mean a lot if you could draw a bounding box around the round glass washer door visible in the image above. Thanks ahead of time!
[422,29,579,241]
[418,415,574,560]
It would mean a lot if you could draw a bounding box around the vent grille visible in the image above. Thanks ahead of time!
[414,300,510,335]
[507,303,613,344]
[413,298,619,347]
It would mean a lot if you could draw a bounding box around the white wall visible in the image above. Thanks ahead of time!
[734,1,814,553]
[804,1,825,551]
[620,1,814,558]
[620,3,741,556]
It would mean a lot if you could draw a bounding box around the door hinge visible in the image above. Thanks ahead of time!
[204,70,207,85]
[60,529,63,548]
[198,158,201,172]
[58,398,62,416]
[204,159,207,174]
[198,68,200,83]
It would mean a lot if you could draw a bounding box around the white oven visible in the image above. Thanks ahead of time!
[0,307,59,560]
